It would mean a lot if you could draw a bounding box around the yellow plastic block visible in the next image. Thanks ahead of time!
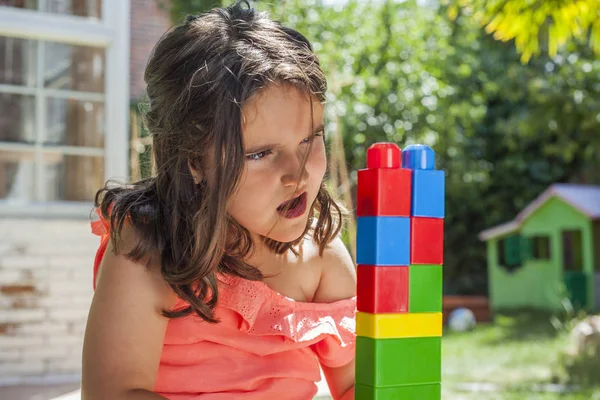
[356,312,442,339]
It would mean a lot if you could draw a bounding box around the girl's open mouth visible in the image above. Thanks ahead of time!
[277,192,307,219]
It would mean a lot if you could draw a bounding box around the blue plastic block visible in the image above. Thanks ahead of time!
[402,144,435,170]
[412,169,445,218]
[356,217,410,266]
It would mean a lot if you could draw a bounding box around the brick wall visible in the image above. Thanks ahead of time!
[0,218,98,385]
[130,0,172,100]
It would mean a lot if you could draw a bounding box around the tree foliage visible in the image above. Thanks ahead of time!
[157,0,223,23]
[445,0,600,63]
[160,0,600,294]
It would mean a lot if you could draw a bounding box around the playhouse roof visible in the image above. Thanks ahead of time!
[478,184,600,241]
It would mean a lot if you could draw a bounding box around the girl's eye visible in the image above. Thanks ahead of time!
[301,130,324,144]
[246,130,324,161]
[246,150,271,161]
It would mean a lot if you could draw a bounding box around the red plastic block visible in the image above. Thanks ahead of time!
[357,168,412,217]
[357,265,409,313]
[367,143,402,169]
[410,217,443,265]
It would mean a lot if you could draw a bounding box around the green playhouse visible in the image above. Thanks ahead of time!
[479,184,600,312]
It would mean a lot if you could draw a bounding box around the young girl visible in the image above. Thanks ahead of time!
[81,1,356,399]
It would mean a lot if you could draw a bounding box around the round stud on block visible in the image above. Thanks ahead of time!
[402,144,435,170]
[366,143,401,169]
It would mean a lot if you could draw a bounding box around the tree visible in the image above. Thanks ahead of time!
[445,0,600,62]
[158,0,600,295]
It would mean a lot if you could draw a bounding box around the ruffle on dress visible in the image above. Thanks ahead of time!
[217,274,356,367]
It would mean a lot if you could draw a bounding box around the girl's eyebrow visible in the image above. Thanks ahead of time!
[245,123,325,154]
[313,123,325,132]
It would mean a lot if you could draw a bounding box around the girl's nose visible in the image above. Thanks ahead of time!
[281,155,309,188]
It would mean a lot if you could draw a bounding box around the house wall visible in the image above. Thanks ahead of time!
[0,218,97,385]
[593,220,600,310]
[488,197,592,311]
[487,234,561,311]
[0,1,171,386]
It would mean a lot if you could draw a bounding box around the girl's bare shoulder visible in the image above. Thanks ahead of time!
[83,229,177,398]
[309,235,357,304]
[98,222,177,309]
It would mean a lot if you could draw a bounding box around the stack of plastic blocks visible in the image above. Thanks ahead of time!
[355,143,444,400]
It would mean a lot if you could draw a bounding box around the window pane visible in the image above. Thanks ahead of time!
[0,0,102,18]
[0,93,36,143]
[44,0,102,18]
[531,236,551,260]
[0,37,105,91]
[0,36,37,87]
[0,150,35,201]
[44,41,105,92]
[46,98,104,147]
[497,239,505,265]
[42,153,103,201]
[0,1,38,11]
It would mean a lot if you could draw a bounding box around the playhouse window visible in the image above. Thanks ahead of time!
[562,230,583,271]
[531,236,551,260]
[497,239,506,265]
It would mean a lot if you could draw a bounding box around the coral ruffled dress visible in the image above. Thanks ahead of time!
[91,212,356,399]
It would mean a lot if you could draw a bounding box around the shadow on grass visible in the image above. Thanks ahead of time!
[445,382,599,400]
[479,309,562,345]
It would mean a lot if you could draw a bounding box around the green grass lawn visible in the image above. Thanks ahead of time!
[442,311,600,399]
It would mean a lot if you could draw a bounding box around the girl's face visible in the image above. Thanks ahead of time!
[228,83,326,244]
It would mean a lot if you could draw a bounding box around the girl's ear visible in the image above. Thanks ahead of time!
[188,159,203,185]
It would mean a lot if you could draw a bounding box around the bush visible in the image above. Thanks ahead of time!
[555,315,600,386]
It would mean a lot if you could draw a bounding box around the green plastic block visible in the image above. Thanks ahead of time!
[355,383,441,400]
[409,265,442,313]
[356,336,441,387]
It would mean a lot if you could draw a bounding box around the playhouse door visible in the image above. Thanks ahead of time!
[595,273,600,310]
[562,230,586,309]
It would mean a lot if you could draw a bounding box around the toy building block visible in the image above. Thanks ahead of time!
[356,217,410,266]
[355,142,443,400]
[357,143,412,217]
[357,265,409,314]
[356,336,442,387]
[409,265,443,313]
[356,312,442,339]
[356,265,442,314]
[402,144,445,218]
[355,383,441,400]
[410,217,444,265]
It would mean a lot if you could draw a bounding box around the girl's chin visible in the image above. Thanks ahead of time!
[264,232,305,245]
[261,225,307,245]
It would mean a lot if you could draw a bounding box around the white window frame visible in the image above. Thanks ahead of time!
[0,0,130,218]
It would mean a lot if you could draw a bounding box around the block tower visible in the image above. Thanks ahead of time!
[355,143,444,400]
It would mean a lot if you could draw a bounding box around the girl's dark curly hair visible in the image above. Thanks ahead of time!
[95,0,343,323]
